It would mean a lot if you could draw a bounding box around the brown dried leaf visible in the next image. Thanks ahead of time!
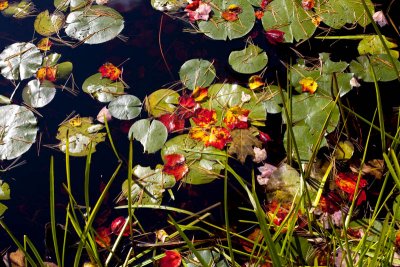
[10,249,25,267]
[350,159,385,179]
[228,128,262,163]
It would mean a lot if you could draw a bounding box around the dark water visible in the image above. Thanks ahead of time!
[0,0,399,263]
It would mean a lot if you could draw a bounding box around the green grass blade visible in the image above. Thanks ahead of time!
[24,235,45,266]
[104,114,121,161]
[0,220,37,266]
[223,161,236,266]
[49,156,62,266]
[84,143,93,216]
[168,215,209,266]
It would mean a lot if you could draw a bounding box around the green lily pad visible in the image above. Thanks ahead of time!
[108,95,142,120]
[185,249,224,267]
[22,79,56,108]
[0,203,7,217]
[283,94,339,161]
[358,35,399,59]
[161,134,226,184]
[54,0,91,12]
[56,62,73,80]
[121,165,176,205]
[0,105,38,161]
[56,117,106,157]
[65,5,124,45]
[262,0,316,43]
[317,0,374,29]
[197,0,255,40]
[150,0,186,11]
[82,73,125,103]
[334,141,354,160]
[145,89,179,117]
[179,59,216,90]
[34,10,65,37]
[266,163,301,201]
[350,54,400,82]
[206,83,266,123]
[290,53,353,97]
[0,42,42,80]
[0,95,11,105]
[128,119,168,153]
[1,0,35,19]
[228,44,268,74]
[0,181,10,200]
[43,53,61,67]
[260,85,283,114]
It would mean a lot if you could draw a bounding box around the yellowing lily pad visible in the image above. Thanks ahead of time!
[56,117,106,157]
[358,35,399,59]
[34,10,65,36]
[145,89,179,117]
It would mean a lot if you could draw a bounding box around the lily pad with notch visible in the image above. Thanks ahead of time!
[0,105,38,161]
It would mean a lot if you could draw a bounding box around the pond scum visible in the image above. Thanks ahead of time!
[0,0,400,266]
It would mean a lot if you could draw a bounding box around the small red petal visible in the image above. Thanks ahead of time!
[160,250,182,267]
[95,227,111,248]
[258,131,272,143]
[163,154,189,181]
[158,113,185,133]
[265,29,285,45]
[110,216,130,236]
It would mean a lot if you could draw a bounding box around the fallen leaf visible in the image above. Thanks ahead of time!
[98,62,121,81]
[228,128,262,163]
[10,249,25,267]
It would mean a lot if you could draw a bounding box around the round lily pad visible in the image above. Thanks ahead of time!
[108,94,142,120]
[161,134,226,185]
[228,44,268,74]
[262,0,316,43]
[0,42,42,80]
[65,5,124,45]
[22,79,56,108]
[197,0,255,40]
[82,73,125,103]
[0,105,38,160]
[128,119,168,153]
[56,117,106,157]
[179,59,216,90]
[34,10,65,36]
[145,89,179,117]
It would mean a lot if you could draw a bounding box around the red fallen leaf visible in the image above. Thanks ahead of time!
[224,106,250,130]
[158,113,185,133]
[111,216,130,236]
[179,94,196,109]
[185,0,200,10]
[192,86,208,102]
[301,0,315,10]
[335,173,368,205]
[222,11,239,21]
[163,154,189,181]
[221,4,242,22]
[319,194,340,213]
[260,0,269,9]
[159,250,181,267]
[36,66,57,82]
[98,62,121,81]
[0,1,8,11]
[95,227,111,248]
[255,10,264,20]
[258,130,272,143]
[265,29,285,45]
[192,108,217,127]
[37,38,53,51]
[205,126,232,150]
[395,231,400,249]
